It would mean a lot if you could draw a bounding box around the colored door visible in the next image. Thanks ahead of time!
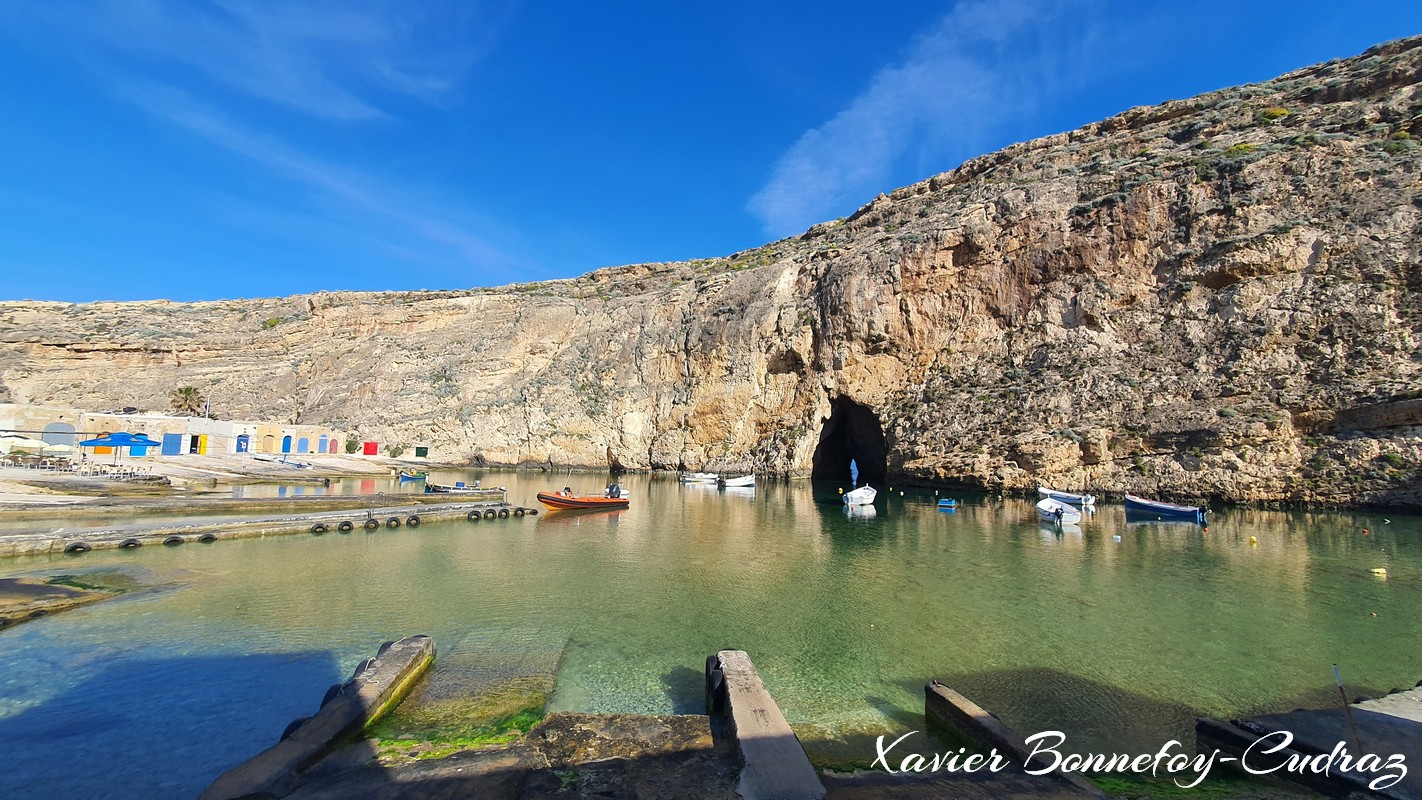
[296,437,309,454]
[261,435,276,453]
[236,435,250,453]
[317,435,328,454]
[362,441,378,455]
[281,436,292,453]
[161,433,183,456]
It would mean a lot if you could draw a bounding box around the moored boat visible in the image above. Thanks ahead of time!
[937,498,957,509]
[537,488,630,510]
[425,481,481,494]
[398,470,428,482]
[1037,487,1096,506]
[1036,498,1083,525]
[1125,493,1207,524]
[842,485,877,506]
[718,474,755,488]
[679,472,719,484]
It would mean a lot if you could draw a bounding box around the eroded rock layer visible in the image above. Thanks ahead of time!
[3,38,1421,506]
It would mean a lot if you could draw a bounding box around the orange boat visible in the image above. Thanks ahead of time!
[537,487,629,511]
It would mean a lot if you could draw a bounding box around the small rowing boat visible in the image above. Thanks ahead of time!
[1125,493,1207,524]
[398,470,427,482]
[1037,498,1083,525]
[718,474,755,488]
[1037,487,1096,506]
[425,481,481,494]
[843,485,877,506]
[679,472,718,484]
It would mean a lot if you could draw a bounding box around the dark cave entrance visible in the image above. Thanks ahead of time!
[811,397,888,485]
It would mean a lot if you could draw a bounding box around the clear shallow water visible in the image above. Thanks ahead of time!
[1,471,1419,798]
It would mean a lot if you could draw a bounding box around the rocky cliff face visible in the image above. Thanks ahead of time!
[2,38,1420,507]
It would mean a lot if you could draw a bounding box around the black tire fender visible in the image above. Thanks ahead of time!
[310,523,329,534]
[163,536,184,546]
[320,683,345,708]
[280,716,311,741]
[338,521,354,532]
[64,542,91,554]
[483,509,497,520]
[406,515,420,527]
[513,508,525,517]
[467,510,481,522]
[119,538,142,549]
[498,508,510,519]
[198,533,217,543]
[386,517,401,529]
[364,518,379,530]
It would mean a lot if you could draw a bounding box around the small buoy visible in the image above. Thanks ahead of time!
[1363,528,1370,535]
[1111,535,1121,543]
[838,487,844,494]
[1371,568,1388,577]
[1250,536,1257,546]
[1383,519,1392,524]
[1371,612,1378,617]
[900,491,905,497]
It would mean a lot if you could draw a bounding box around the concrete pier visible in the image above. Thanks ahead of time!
[1197,683,1422,799]
[202,635,437,800]
[706,649,827,800]
[0,496,535,559]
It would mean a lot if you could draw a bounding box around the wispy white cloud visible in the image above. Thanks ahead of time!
[747,0,1097,237]
[6,0,491,120]
[0,0,528,283]
[121,83,525,277]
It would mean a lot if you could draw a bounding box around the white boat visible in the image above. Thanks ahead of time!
[842,485,877,506]
[1037,498,1083,524]
[1037,487,1096,506]
[1036,498,1082,525]
[718,474,755,488]
[679,472,719,483]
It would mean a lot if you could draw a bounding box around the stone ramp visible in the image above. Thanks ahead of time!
[1198,684,1422,799]
[288,712,740,800]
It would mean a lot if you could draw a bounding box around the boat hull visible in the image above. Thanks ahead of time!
[719,475,755,488]
[1036,498,1083,524]
[843,486,877,506]
[1037,487,1096,506]
[679,472,718,484]
[537,491,630,511]
[1124,493,1206,523]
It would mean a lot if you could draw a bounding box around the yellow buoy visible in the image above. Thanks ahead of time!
[1249,536,1257,546]
[1371,568,1388,578]
[838,487,844,494]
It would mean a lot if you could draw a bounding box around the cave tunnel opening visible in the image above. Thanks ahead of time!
[811,397,888,485]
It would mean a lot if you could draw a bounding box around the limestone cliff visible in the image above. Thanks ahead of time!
[2,37,1421,507]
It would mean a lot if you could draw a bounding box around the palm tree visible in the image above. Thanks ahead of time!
[170,386,205,416]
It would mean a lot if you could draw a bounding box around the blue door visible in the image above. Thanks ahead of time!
[236,434,250,453]
[296,437,309,454]
[161,433,183,456]
[281,435,292,453]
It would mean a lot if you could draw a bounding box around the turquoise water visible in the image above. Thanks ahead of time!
[0,472,1419,797]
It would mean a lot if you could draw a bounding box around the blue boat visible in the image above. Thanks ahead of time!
[1125,493,1207,524]
[937,498,957,509]
[398,470,427,482]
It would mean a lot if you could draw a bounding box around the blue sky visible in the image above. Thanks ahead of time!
[1,1,1419,302]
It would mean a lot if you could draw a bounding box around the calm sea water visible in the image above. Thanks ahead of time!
[0,471,1418,798]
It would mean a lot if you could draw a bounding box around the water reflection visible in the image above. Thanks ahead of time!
[0,472,1418,799]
